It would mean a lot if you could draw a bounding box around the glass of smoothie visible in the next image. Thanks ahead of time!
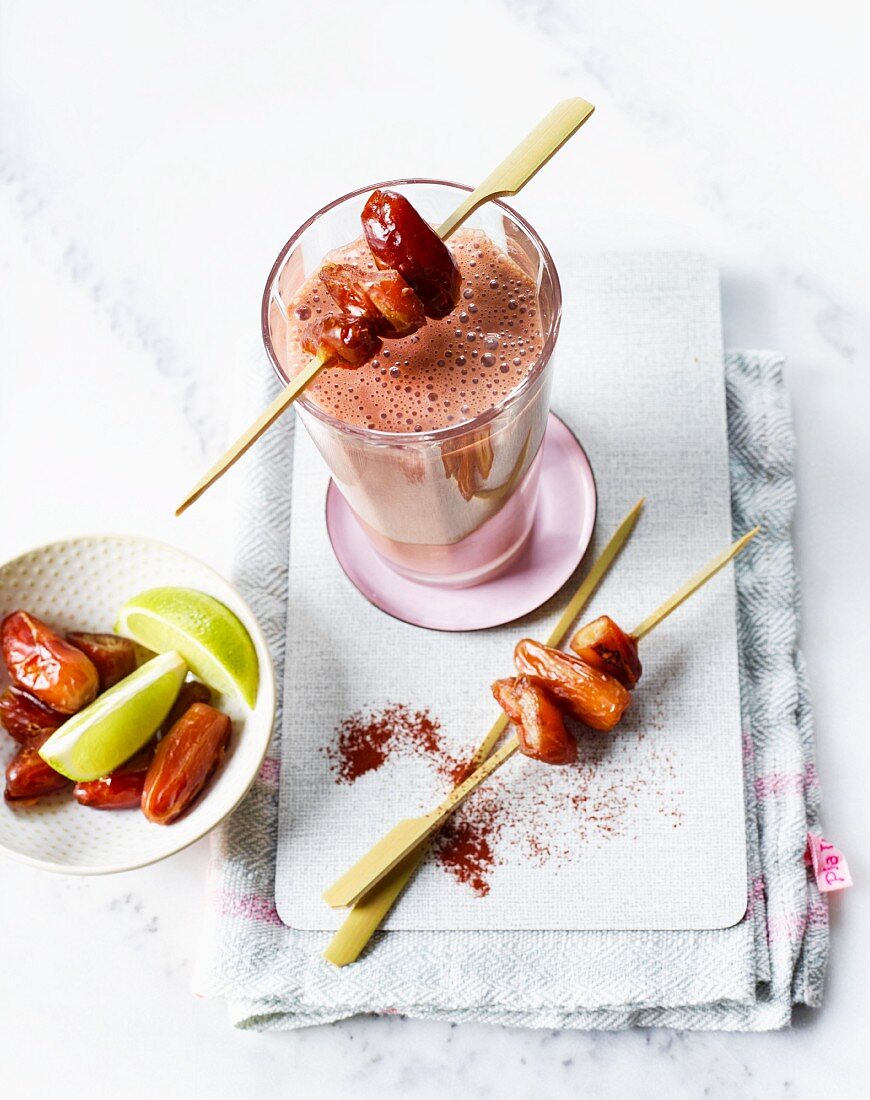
[262,180,561,588]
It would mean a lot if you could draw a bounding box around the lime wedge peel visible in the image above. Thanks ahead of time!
[39,651,188,782]
[115,587,259,708]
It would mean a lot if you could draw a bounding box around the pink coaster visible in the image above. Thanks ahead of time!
[325,413,597,631]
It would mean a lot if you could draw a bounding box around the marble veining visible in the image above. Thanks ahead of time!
[0,166,221,457]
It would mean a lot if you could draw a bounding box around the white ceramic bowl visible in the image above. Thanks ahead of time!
[0,536,275,874]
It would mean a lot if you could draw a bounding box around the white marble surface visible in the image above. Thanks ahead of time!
[1,1,868,1095]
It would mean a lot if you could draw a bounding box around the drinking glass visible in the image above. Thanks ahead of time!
[262,180,561,588]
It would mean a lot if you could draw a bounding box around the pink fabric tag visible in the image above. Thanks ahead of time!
[805,832,853,893]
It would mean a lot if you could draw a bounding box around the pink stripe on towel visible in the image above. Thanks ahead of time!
[258,757,281,786]
[212,889,284,927]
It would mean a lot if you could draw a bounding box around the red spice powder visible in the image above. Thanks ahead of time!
[434,790,506,897]
[445,754,477,786]
[325,703,501,891]
[325,697,684,897]
[325,703,448,784]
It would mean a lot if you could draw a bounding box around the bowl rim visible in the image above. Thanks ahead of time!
[0,533,277,876]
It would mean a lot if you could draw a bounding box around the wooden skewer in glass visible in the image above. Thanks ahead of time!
[175,99,595,516]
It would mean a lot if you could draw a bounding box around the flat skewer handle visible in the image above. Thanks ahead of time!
[437,98,595,240]
[322,739,519,909]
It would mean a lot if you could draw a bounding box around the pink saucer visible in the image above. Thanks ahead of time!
[325,413,597,631]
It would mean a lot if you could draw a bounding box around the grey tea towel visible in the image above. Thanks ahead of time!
[192,343,827,1030]
[194,248,828,1031]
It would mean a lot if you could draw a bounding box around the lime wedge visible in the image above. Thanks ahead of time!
[116,587,259,707]
[39,651,187,781]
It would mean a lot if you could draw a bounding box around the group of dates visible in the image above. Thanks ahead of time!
[492,616,642,765]
[300,190,461,371]
[1,611,229,824]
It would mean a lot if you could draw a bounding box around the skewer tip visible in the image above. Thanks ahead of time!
[733,526,761,551]
[630,524,762,641]
[174,491,198,517]
[621,496,645,527]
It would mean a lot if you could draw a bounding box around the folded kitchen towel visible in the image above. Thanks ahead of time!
[192,329,827,1029]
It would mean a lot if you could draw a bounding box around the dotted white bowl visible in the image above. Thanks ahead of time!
[0,536,275,874]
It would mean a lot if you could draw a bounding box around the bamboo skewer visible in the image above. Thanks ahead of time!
[322,498,644,966]
[630,527,759,641]
[436,98,595,241]
[322,526,760,911]
[464,497,645,771]
[175,98,595,516]
[324,741,518,912]
[175,356,327,515]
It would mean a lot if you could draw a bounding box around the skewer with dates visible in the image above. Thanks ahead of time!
[175,98,596,514]
[324,498,645,966]
[493,614,658,763]
[323,525,760,910]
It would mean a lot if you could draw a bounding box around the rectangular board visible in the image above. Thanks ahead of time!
[275,253,747,931]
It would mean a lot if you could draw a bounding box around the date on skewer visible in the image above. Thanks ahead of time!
[322,526,759,910]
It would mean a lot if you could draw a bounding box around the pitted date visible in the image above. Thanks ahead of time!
[361,190,460,319]
[569,616,642,688]
[73,744,155,810]
[492,675,577,765]
[0,688,65,744]
[1,611,99,714]
[142,703,231,825]
[67,632,137,691]
[513,639,631,732]
[302,314,382,369]
[5,731,70,802]
[319,263,425,338]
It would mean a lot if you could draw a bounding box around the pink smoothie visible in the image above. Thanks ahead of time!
[274,223,554,586]
[281,228,545,432]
